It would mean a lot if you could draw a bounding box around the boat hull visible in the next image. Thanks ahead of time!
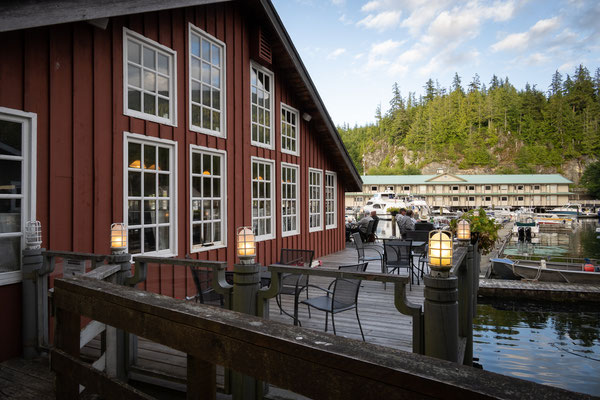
[490,258,600,284]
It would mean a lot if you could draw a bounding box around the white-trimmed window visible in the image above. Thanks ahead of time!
[452,186,459,191]
[309,168,323,232]
[189,24,225,136]
[325,171,337,229]
[281,103,299,155]
[251,157,275,240]
[250,63,274,149]
[0,107,36,286]
[190,146,226,252]
[124,133,177,255]
[281,163,299,237]
[124,28,177,126]
[371,186,377,191]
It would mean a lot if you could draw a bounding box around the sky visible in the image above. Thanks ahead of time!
[271,0,600,127]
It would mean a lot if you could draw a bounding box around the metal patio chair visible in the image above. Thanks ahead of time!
[301,262,368,341]
[186,265,223,306]
[383,239,416,289]
[275,249,315,325]
[352,232,383,274]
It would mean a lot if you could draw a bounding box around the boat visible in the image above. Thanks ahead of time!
[547,203,582,217]
[489,257,600,284]
[512,212,539,239]
[534,213,575,226]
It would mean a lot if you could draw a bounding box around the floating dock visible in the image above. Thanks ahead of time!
[478,279,600,303]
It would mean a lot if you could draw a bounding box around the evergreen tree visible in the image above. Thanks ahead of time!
[549,70,563,96]
[452,72,464,95]
[424,79,435,103]
[489,75,500,90]
[468,74,481,93]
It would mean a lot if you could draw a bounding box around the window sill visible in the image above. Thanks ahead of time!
[309,227,323,233]
[325,224,337,230]
[255,234,275,242]
[251,141,275,151]
[281,149,299,157]
[125,109,177,127]
[189,125,226,139]
[191,243,227,253]
[281,231,300,238]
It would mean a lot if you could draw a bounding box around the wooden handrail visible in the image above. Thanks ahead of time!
[52,276,586,399]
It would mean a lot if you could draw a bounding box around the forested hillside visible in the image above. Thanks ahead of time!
[339,65,600,182]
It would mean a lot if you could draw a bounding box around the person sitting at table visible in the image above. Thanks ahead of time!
[346,210,375,241]
[397,208,414,238]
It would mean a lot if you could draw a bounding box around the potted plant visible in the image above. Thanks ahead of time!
[449,208,501,255]
[387,207,401,217]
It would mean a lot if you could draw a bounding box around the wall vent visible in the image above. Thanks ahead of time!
[252,25,272,67]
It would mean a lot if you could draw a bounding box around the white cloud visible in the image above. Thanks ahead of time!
[492,17,560,52]
[327,48,347,59]
[524,52,549,65]
[357,10,402,31]
[338,13,353,25]
[361,1,381,12]
[371,39,403,56]
[331,0,345,5]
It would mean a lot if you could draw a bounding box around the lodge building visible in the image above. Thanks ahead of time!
[346,173,573,210]
[0,0,361,361]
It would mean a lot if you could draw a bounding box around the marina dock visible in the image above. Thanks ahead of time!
[479,279,600,302]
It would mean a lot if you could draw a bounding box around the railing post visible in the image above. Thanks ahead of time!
[21,247,44,359]
[423,271,459,363]
[232,262,262,400]
[54,306,80,399]
[457,244,474,366]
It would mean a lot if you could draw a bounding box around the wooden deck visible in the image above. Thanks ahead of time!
[97,243,427,391]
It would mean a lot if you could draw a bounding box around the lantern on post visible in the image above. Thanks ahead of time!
[428,230,453,277]
[237,227,256,264]
[110,223,127,254]
[25,220,42,250]
[457,219,471,241]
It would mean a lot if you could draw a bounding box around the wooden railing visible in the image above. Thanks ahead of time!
[51,275,587,399]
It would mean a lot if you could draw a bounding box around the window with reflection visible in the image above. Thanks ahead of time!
[251,158,274,240]
[189,25,225,136]
[124,28,176,125]
[191,146,226,251]
[250,63,274,149]
[325,171,337,229]
[281,104,298,155]
[126,134,175,255]
[0,117,24,275]
[309,168,322,232]
[281,163,299,236]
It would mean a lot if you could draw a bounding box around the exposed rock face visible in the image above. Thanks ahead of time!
[364,140,595,184]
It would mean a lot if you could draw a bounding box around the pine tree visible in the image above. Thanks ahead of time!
[424,79,435,103]
[489,75,500,90]
[549,70,563,96]
[452,72,464,95]
[468,74,481,93]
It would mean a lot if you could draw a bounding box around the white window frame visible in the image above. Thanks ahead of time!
[325,171,337,229]
[250,62,275,149]
[452,186,459,191]
[123,132,178,256]
[189,145,227,253]
[371,186,377,191]
[308,168,323,233]
[0,107,37,286]
[251,157,275,241]
[280,103,299,156]
[188,23,226,137]
[123,28,177,126]
[281,162,300,237]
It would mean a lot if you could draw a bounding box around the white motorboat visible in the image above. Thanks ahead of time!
[535,213,575,226]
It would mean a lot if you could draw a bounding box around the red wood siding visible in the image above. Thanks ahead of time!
[0,3,350,355]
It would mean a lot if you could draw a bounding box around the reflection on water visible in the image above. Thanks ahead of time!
[503,221,600,259]
[475,302,600,395]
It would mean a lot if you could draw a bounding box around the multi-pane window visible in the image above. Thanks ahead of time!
[468,185,475,191]
[124,29,176,125]
[452,186,459,191]
[191,146,226,251]
[281,163,299,236]
[189,25,225,136]
[281,104,299,155]
[251,64,274,149]
[452,197,459,202]
[126,134,176,255]
[325,171,337,229]
[484,185,492,190]
[309,168,323,232]
[252,158,275,240]
[0,108,36,285]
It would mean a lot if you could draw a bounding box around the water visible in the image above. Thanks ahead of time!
[502,220,600,260]
[475,302,600,396]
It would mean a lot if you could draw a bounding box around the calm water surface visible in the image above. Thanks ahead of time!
[474,302,600,396]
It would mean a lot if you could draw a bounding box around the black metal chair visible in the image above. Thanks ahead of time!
[417,244,429,278]
[383,239,416,289]
[414,221,435,231]
[405,231,429,279]
[352,232,383,274]
[275,249,315,325]
[186,265,223,306]
[301,263,368,341]
[359,220,375,243]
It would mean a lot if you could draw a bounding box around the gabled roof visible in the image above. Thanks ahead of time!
[425,173,467,183]
[362,174,573,185]
[0,0,363,191]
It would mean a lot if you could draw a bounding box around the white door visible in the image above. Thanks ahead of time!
[0,107,36,286]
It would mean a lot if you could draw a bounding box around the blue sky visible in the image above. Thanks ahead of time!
[271,0,600,126]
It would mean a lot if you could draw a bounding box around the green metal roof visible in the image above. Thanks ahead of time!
[361,174,573,185]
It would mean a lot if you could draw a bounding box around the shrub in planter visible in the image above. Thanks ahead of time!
[449,208,501,255]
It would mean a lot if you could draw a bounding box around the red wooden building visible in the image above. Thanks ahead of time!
[0,0,361,361]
